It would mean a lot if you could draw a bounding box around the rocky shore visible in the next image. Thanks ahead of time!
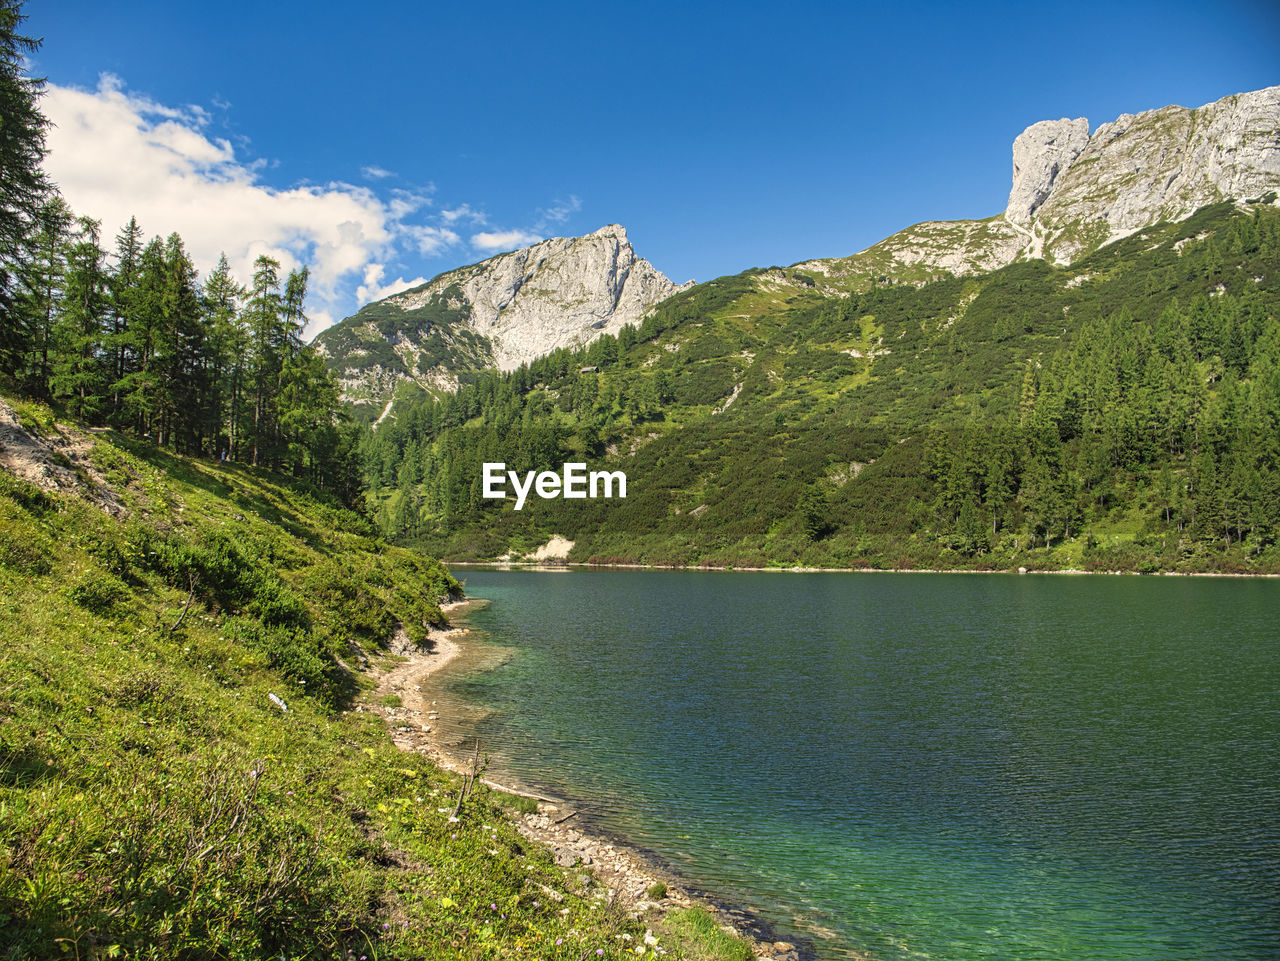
[365,600,808,961]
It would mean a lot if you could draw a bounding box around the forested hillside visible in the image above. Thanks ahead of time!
[363,202,1280,573]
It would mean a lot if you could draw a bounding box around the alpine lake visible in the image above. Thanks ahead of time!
[421,569,1279,961]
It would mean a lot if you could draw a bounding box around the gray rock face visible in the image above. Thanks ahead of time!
[388,224,689,372]
[806,85,1280,286]
[317,225,689,414]
[1006,118,1090,225]
[1032,86,1280,262]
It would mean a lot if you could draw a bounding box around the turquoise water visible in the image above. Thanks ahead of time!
[441,570,1280,960]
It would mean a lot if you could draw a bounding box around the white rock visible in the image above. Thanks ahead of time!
[1006,117,1090,225]
[320,225,690,409]
[1034,85,1280,262]
[815,85,1280,284]
[387,224,689,374]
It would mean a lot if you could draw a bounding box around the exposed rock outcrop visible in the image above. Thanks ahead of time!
[392,225,684,372]
[801,85,1280,287]
[316,226,690,416]
[1006,117,1091,225]
[1030,86,1280,262]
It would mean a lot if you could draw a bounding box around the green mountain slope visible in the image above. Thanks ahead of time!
[0,398,734,959]
[315,281,494,419]
[363,203,1280,573]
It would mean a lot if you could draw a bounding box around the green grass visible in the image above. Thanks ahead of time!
[652,910,754,961]
[0,398,753,960]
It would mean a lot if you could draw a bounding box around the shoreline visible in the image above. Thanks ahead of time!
[367,599,812,961]
[443,559,1280,578]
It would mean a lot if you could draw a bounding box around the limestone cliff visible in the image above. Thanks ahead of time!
[315,225,689,418]
[797,85,1280,287]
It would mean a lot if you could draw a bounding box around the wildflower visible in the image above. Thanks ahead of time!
[556,939,563,946]
[382,922,390,930]
[597,950,604,956]
[491,903,498,911]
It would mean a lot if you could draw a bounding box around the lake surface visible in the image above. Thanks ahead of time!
[435,570,1280,961]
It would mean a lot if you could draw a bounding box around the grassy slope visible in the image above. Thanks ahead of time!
[0,398,744,960]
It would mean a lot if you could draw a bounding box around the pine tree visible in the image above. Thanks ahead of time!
[14,195,71,393]
[104,216,144,421]
[245,255,283,466]
[50,217,110,418]
[201,254,246,458]
[0,0,51,366]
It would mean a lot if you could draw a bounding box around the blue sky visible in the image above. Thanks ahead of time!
[24,0,1280,333]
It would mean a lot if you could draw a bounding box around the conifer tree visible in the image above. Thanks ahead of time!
[105,216,144,420]
[50,217,110,417]
[0,0,50,366]
[14,195,71,393]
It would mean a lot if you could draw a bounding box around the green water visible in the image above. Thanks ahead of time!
[439,570,1280,960]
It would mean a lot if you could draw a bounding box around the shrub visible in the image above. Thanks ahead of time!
[68,571,128,613]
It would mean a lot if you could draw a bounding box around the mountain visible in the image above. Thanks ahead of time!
[314,225,689,420]
[360,85,1280,574]
[792,85,1280,288]
[321,87,1278,428]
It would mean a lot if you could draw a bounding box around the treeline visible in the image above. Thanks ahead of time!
[362,332,679,537]
[0,6,356,501]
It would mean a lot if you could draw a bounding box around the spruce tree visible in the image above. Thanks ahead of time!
[51,217,110,418]
[0,0,50,369]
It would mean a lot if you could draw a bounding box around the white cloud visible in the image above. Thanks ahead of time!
[537,195,582,226]
[407,225,461,256]
[465,196,583,256]
[471,229,544,252]
[356,263,429,305]
[441,203,486,225]
[361,165,394,180]
[41,75,463,336]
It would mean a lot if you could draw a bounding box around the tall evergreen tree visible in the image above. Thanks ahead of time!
[244,255,283,465]
[104,216,144,421]
[0,0,50,369]
[14,195,71,393]
[201,253,246,458]
[50,216,110,417]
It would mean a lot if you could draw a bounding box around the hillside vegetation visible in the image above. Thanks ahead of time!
[0,397,735,960]
[364,203,1280,573]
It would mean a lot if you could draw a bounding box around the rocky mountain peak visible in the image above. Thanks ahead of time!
[805,85,1279,286]
[1006,117,1091,225]
[315,225,689,418]
[1025,84,1280,261]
